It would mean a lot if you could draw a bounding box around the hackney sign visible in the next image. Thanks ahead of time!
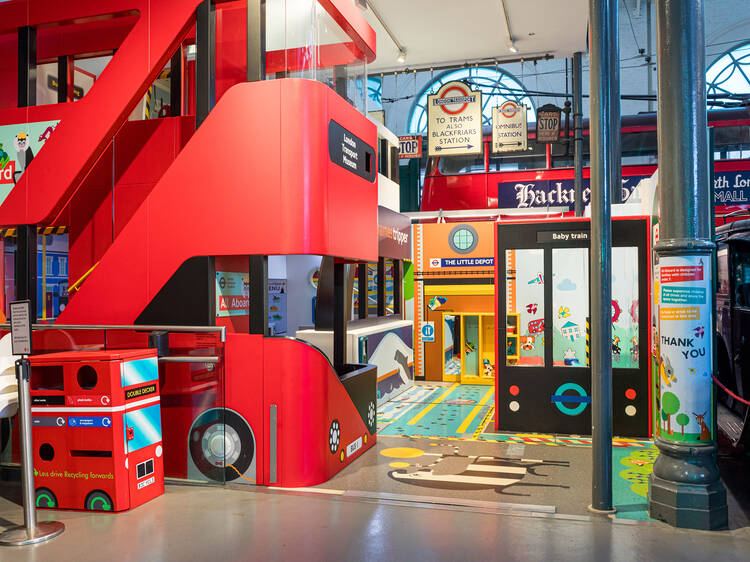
[535,104,562,143]
[492,102,528,153]
[498,176,650,210]
[427,81,482,157]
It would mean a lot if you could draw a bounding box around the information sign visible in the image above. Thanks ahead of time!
[427,81,482,157]
[9,300,32,356]
[536,104,562,143]
[492,102,528,153]
[398,135,422,159]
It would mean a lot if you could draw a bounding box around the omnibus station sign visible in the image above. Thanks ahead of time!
[492,101,528,153]
[535,104,562,143]
[427,81,482,157]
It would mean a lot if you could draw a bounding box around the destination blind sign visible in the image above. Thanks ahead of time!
[328,120,376,182]
[427,81,482,157]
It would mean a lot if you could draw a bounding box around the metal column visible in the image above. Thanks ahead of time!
[249,255,268,336]
[587,0,619,514]
[56,56,68,104]
[195,0,215,128]
[572,51,584,217]
[170,49,182,116]
[358,263,368,319]
[333,262,346,372]
[246,0,266,82]
[18,26,36,107]
[648,0,727,530]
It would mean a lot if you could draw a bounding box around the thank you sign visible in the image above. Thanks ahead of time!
[427,81,482,157]
[492,102,528,153]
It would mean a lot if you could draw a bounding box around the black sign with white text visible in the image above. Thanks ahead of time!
[328,120,376,182]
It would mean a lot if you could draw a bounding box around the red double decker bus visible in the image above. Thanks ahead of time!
[421,108,750,220]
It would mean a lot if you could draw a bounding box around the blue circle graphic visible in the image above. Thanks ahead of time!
[551,382,591,416]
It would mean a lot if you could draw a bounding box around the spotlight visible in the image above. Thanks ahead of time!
[397,49,406,64]
[508,43,518,54]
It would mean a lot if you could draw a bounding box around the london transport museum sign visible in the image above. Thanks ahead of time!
[427,81,482,157]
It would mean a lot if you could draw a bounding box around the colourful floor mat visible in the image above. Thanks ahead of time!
[379,384,494,438]
[612,445,658,521]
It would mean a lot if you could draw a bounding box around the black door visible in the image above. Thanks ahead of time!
[496,219,650,437]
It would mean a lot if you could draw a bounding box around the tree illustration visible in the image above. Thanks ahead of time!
[676,413,690,436]
[661,410,668,432]
[661,392,680,435]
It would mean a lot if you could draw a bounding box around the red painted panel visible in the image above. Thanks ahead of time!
[59,79,377,325]
[262,337,374,487]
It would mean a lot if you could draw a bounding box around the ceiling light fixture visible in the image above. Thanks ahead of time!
[367,1,407,66]
[500,0,518,55]
[397,49,406,64]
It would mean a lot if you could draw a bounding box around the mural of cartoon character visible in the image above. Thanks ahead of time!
[563,348,580,366]
[13,131,34,182]
[693,411,711,441]
[630,336,639,363]
[612,335,621,361]
[520,335,535,351]
[659,355,676,388]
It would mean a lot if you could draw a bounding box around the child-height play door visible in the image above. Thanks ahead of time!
[496,219,650,437]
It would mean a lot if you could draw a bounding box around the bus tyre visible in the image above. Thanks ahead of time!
[189,409,254,483]
[85,490,113,511]
[35,487,57,509]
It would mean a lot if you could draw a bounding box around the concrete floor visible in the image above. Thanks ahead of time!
[0,483,748,561]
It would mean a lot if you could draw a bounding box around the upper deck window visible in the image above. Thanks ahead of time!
[707,41,750,108]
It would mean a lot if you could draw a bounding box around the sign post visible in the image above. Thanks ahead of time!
[0,300,64,546]
[427,81,482,157]
[492,102,528,153]
[536,104,562,144]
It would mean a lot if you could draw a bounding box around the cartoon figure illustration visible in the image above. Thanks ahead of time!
[525,303,538,315]
[693,326,705,338]
[38,124,56,143]
[528,273,543,285]
[386,445,570,496]
[13,132,34,182]
[689,367,696,376]
[464,340,476,354]
[612,335,621,359]
[520,335,535,351]
[528,319,544,334]
[428,295,447,311]
[630,336,639,362]
[563,348,580,366]
[0,143,9,167]
[561,321,580,342]
[557,306,570,319]
[693,411,711,441]
[483,359,495,377]
[659,355,676,387]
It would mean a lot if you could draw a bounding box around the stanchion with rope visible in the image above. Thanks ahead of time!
[0,301,64,547]
[712,374,750,406]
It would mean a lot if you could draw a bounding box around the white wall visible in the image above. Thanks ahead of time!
[285,255,322,334]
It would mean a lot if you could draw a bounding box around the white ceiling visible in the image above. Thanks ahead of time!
[363,0,589,73]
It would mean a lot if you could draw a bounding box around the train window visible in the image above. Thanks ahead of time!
[136,458,154,479]
[491,139,547,171]
[551,136,591,168]
[621,131,657,165]
[437,153,486,175]
[713,126,750,161]
[31,366,64,391]
[718,248,729,296]
[39,443,55,461]
[734,246,750,308]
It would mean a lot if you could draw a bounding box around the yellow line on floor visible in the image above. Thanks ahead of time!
[456,387,494,434]
[407,383,459,426]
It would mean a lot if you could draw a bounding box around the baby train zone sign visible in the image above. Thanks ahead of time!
[427,81,482,157]
[657,256,713,443]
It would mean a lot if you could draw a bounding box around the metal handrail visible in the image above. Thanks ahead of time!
[159,356,220,364]
[0,323,226,342]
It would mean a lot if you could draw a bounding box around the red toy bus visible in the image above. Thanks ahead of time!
[421,107,750,220]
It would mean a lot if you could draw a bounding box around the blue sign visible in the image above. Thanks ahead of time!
[421,322,435,343]
[436,257,494,267]
[714,170,750,206]
[551,383,591,416]
[68,416,112,428]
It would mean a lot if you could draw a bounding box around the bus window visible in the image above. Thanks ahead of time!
[718,247,729,296]
[713,125,750,161]
[621,131,657,165]
[437,153,486,175]
[735,245,750,308]
[551,136,590,168]
[490,140,547,171]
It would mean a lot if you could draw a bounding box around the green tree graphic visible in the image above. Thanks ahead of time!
[676,413,690,436]
[661,392,680,435]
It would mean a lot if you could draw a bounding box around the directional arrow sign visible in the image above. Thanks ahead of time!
[492,102,528,153]
[427,80,483,157]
